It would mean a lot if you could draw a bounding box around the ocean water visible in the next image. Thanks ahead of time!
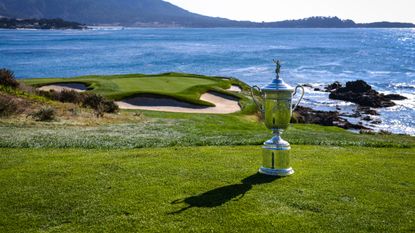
[0,28,414,135]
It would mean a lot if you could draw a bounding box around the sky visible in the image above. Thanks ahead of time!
[164,0,415,23]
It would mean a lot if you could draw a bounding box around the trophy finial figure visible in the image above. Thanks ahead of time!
[273,59,281,78]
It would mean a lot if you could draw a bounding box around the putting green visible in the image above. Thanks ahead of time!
[23,73,248,107]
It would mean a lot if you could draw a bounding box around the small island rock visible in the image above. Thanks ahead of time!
[328,80,407,108]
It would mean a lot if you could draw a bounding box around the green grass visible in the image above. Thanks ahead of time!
[22,73,251,109]
[0,146,414,232]
[0,85,54,104]
[1,110,414,148]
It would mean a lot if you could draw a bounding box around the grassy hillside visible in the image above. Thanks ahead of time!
[1,146,414,232]
[0,0,236,26]
[23,72,251,109]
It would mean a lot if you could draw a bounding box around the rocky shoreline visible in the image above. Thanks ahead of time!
[295,80,407,133]
[293,106,369,130]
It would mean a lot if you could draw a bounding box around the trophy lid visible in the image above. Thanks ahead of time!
[262,60,294,92]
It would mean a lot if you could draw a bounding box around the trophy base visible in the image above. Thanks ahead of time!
[259,166,294,176]
[260,132,294,177]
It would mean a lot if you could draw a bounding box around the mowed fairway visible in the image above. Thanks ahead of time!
[1,146,414,232]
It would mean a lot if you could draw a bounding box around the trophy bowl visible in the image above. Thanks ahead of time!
[251,60,304,176]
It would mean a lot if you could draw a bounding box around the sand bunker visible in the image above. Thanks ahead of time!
[38,83,87,92]
[227,85,242,92]
[116,91,241,114]
[37,83,241,114]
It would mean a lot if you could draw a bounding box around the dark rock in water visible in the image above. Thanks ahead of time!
[329,80,406,108]
[344,80,371,93]
[325,81,342,92]
[379,130,392,135]
[292,106,368,130]
[340,111,361,118]
[336,120,368,130]
[357,106,379,115]
[371,119,382,124]
[362,116,372,121]
[302,84,313,88]
[384,94,407,100]
[314,88,322,91]
[293,106,338,126]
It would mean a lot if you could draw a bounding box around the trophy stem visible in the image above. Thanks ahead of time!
[272,129,283,141]
[272,129,281,135]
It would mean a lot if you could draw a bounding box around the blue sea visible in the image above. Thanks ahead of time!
[0,28,414,135]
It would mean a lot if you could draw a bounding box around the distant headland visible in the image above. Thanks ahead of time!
[0,0,413,28]
[260,16,415,28]
[1,16,413,29]
[0,17,86,29]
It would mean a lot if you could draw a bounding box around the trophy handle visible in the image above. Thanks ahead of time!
[251,85,264,113]
[292,85,305,111]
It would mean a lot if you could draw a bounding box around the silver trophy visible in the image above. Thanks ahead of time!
[251,60,304,176]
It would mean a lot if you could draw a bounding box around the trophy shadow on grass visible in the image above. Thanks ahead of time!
[169,173,280,214]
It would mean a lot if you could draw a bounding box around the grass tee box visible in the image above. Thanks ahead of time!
[22,72,250,108]
[0,146,414,232]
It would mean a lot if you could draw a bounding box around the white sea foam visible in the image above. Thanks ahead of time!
[88,26,125,31]
[268,45,297,50]
[220,66,269,76]
[16,28,38,31]
[367,71,393,76]
[389,82,415,89]
[398,37,413,42]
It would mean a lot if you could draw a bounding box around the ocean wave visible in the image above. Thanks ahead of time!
[293,62,343,71]
[367,71,393,76]
[389,82,415,89]
[267,45,298,50]
[88,26,125,31]
[220,66,269,74]
[375,114,415,136]
[300,83,328,90]
[15,28,38,31]
[406,72,415,77]
[398,37,413,42]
